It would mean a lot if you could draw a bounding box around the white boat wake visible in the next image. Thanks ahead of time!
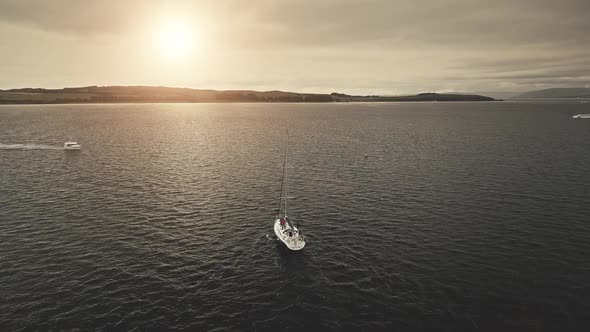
[0,143,63,150]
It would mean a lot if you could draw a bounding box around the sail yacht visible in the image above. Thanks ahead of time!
[274,131,306,251]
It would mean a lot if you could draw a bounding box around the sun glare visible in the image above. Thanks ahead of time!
[156,21,197,59]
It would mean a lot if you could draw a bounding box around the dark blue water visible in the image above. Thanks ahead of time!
[1,102,589,331]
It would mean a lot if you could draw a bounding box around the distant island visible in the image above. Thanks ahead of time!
[0,86,498,104]
[514,88,590,99]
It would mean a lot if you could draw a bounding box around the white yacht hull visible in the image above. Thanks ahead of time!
[274,219,305,251]
[572,114,590,119]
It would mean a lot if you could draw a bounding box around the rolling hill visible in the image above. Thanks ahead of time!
[514,88,590,99]
[0,86,498,104]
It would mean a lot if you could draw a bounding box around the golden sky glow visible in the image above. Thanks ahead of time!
[154,19,198,61]
[0,0,589,98]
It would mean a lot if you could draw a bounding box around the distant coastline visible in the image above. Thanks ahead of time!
[0,86,498,104]
[513,87,590,99]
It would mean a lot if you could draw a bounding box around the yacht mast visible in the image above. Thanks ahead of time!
[284,129,288,217]
[277,129,289,218]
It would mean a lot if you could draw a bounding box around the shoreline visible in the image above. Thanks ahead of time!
[0,86,499,104]
[0,100,504,106]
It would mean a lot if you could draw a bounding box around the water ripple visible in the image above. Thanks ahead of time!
[1,102,590,330]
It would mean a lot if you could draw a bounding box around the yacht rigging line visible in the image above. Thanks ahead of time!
[277,129,289,217]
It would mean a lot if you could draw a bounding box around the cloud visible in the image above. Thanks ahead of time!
[214,0,590,49]
[0,0,589,92]
[2,0,589,45]
[0,0,161,34]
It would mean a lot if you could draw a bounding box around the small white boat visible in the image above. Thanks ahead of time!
[64,141,81,150]
[572,114,590,119]
[273,130,305,251]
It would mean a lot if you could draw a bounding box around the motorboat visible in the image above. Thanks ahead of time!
[64,141,81,150]
[572,114,590,119]
[273,130,305,251]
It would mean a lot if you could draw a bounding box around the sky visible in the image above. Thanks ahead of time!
[0,0,589,97]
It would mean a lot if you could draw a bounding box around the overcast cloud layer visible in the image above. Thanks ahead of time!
[1,0,589,97]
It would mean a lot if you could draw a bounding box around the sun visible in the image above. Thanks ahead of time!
[156,21,197,59]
